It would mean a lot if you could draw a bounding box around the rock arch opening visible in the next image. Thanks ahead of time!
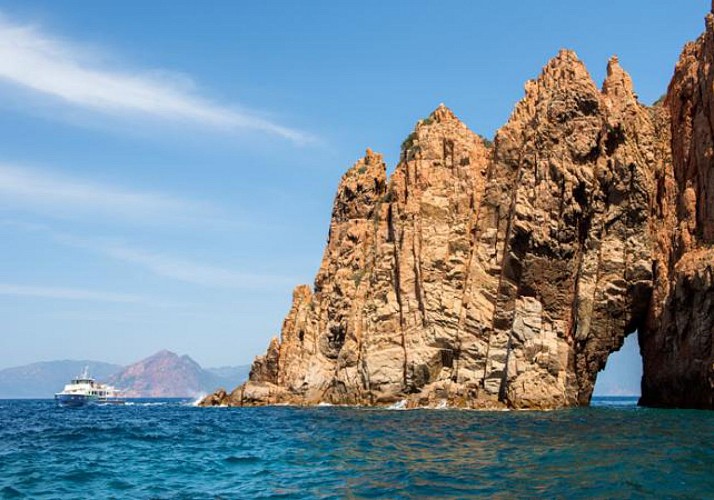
[592,332,643,398]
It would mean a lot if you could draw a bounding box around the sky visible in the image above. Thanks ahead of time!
[593,334,643,397]
[0,1,708,382]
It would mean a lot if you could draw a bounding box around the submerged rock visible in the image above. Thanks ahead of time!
[201,10,714,410]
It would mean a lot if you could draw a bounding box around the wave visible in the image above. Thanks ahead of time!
[189,394,207,407]
[386,399,407,410]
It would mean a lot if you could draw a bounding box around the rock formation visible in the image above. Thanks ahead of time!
[639,11,714,409]
[202,10,714,410]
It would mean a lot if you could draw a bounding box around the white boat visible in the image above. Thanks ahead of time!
[54,366,125,407]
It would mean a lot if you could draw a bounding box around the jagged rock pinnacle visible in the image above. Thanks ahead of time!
[602,54,637,105]
[511,48,599,109]
[333,150,387,222]
[557,48,578,59]
[542,49,590,81]
[429,103,457,123]
[364,147,381,165]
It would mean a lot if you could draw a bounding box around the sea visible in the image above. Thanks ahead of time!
[0,397,712,499]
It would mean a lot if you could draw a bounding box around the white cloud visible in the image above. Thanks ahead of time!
[2,222,299,290]
[0,13,312,143]
[0,283,147,304]
[0,163,216,225]
[101,244,296,289]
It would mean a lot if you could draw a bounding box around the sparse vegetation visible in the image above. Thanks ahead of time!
[448,239,471,254]
[352,268,367,287]
[401,131,417,151]
[400,114,437,153]
[478,134,494,148]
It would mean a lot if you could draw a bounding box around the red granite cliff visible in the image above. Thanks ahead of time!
[202,11,714,410]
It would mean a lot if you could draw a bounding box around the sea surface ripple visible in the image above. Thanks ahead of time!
[0,398,712,499]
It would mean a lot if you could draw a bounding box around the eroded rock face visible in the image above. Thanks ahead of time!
[639,13,714,409]
[641,250,714,408]
[469,52,660,409]
[201,12,714,410]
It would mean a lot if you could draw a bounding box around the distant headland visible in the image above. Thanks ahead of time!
[0,351,249,399]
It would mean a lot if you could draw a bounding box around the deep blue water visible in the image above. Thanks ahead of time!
[0,397,712,499]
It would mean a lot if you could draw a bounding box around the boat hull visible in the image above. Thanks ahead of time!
[55,394,93,408]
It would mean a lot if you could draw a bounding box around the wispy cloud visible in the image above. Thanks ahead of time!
[0,13,312,143]
[100,244,296,289]
[2,221,298,290]
[0,283,147,304]
[0,163,219,225]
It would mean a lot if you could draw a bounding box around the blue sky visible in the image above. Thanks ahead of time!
[0,1,708,381]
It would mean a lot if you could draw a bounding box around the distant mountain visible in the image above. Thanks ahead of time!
[107,350,249,398]
[0,360,122,399]
[0,353,249,399]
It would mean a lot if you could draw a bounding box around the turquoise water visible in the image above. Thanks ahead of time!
[1,397,712,499]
